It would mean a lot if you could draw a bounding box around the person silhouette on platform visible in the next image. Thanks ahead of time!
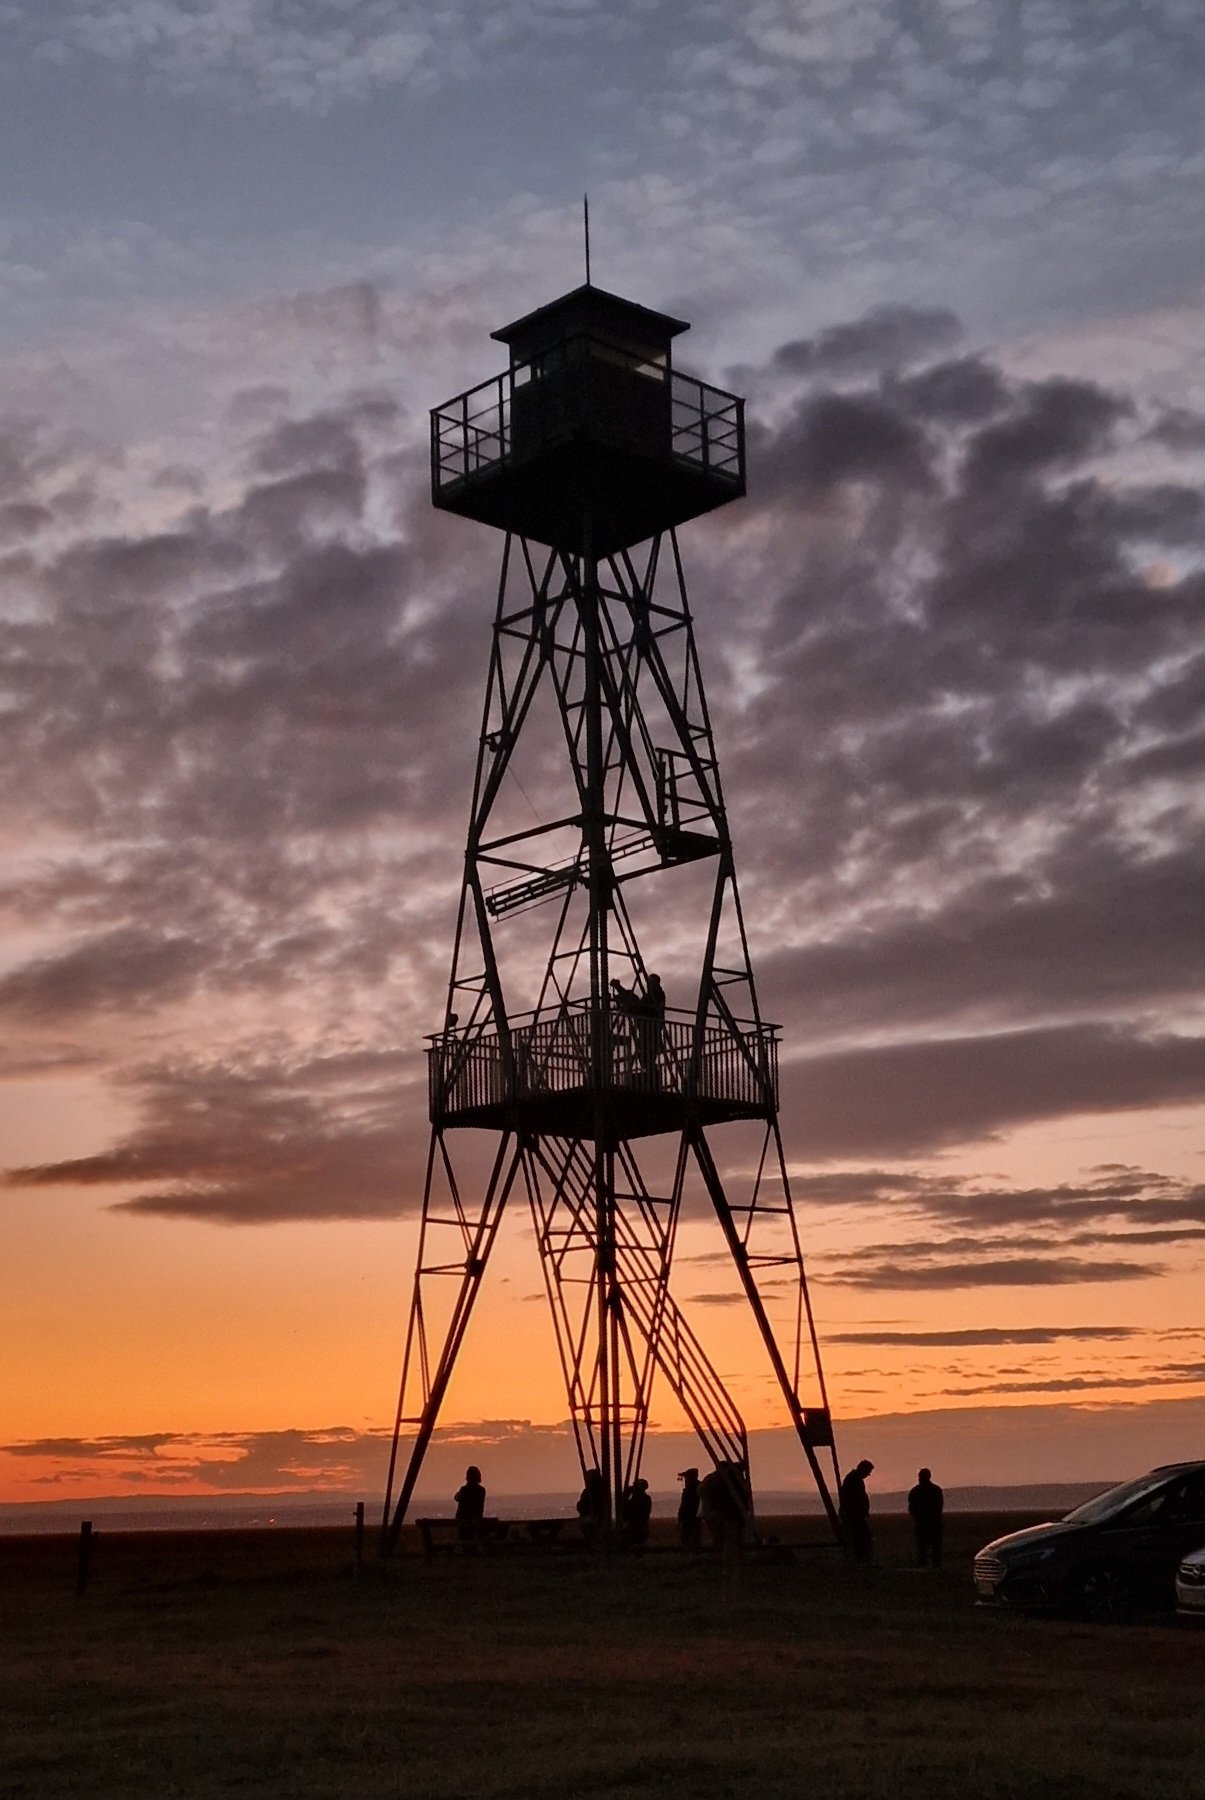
[639,973,667,1089]
[610,973,666,1089]
[677,1467,702,1551]
[454,1465,486,1546]
[908,1466,944,1567]
[839,1458,875,1563]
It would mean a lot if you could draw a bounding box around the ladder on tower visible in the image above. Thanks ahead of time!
[484,823,717,918]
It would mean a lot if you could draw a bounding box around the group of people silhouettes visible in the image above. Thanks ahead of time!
[574,1469,654,1548]
[838,1459,945,1566]
[454,1456,944,1565]
[610,972,667,1086]
[453,1460,752,1555]
[578,1461,752,1557]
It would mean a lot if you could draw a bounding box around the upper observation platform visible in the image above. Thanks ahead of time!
[428,998,778,1141]
[430,285,745,560]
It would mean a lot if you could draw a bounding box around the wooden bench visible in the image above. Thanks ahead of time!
[414,1517,505,1559]
[508,1517,569,1548]
[414,1517,572,1559]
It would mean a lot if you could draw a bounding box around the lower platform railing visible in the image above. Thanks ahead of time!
[428,1002,777,1123]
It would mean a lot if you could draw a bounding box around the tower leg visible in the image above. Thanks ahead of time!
[690,1125,841,1534]
[382,1131,523,1553]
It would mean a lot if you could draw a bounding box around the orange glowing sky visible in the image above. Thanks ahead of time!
[3,1,1205,1516]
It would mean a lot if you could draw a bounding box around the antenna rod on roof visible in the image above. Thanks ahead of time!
[583,193,591,285]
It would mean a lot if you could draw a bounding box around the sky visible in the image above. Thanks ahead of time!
[2,0,1205,1513]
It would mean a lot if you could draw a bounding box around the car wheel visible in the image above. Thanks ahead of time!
[1074,1563,1133,1624]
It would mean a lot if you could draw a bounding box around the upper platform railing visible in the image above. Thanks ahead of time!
[428,999,777,1131]
[431,338,744,501]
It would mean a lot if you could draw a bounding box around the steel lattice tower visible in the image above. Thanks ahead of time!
[383,284,840,1549]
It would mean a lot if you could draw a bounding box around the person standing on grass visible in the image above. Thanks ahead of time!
[907,1466,944,1567]
[454,1465,486,1545]
[839,1458,875,1562]
[577,1467,608,1544]
[677,1467,702,1551]
[700,1461,751,1577]
[622,1478,652,1550]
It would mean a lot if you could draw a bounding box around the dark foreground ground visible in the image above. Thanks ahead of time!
[2,1511,1202,1799]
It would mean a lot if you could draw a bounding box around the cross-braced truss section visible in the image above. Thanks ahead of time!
[383,529,840,1551]
[523,1132,748,1502]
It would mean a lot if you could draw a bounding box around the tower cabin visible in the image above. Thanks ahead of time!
[430,284,745,558]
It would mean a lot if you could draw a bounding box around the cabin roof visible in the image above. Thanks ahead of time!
[491,284,690,355]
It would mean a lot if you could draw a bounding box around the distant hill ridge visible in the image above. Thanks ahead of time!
[0,1481,1119,1535]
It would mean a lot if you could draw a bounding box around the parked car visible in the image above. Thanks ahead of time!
[1176,1544,1205,1622]
[973,1461,1205,1621]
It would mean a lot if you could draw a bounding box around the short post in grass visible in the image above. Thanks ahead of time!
[76,1520,94,1595]
[353,1501,365,1578]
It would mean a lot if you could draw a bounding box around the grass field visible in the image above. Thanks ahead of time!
[3,1511,1202,1799]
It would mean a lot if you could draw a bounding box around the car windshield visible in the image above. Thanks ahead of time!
[1063,1469,1185,1526]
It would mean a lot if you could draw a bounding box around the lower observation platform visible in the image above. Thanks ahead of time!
[428,1001,778,1139]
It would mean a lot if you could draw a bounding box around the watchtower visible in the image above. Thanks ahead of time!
[383,282,840,1547]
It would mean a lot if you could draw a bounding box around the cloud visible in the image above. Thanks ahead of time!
[23,0,654,112]
[773,305,962,379]
[1,1425,384,1490]
[0,929,210,1023]
[790,1165,1205,1290]
[9,1393,1205,1500]
[1149,406,1205,453]
[710,339,1205,1182]
[888,358,1010,425]
[759,854,1205,1046]
[1069,1227,1205,1248]
[3,1432,180,1461]
[0,1041,99,1078]
[5,1048,427,1223]
[671,0,1205,345]
[962,378,1131,486]
[753,389,935,499]
[824,1256,1162,1291]
[779,1027,1205,1160]
[913,1167,1205,1234]
[944,1365,1205,1398]
[0,1417,580,1500]
[2,288,1204,1259]
[828,1327,1142,1348]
